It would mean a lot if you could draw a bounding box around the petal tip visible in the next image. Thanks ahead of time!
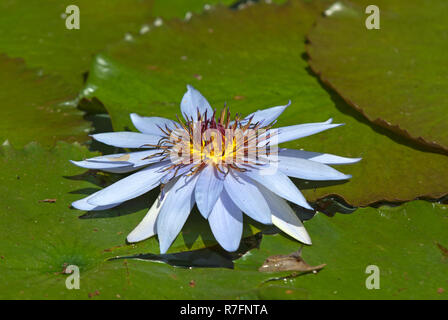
[159,243,169,254]
[71,199,86,211]
[297,202,315,211]
[302,238,312,245]
[130,113,139,120]
[69,160,82,167]
[126,233,140,243]
[221,243,240,253]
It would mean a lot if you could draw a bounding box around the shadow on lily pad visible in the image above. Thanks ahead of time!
[109,233,262,269]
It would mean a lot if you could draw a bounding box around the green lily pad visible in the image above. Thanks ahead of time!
[241,200,448,299]
[151,0,235,20]
[0,142,262,299]
[306,0,448,152]
[0,0,250,148]
[0,55,90,148]
[0,0,246,92]
[0,0,156,91]
[0,142,447,299]
[79,0,448,206]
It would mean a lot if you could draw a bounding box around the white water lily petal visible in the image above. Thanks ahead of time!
[70,160,131,172]
[90,132,161,148]
[87,161,169,206]
[258,184,311,245]
[224,172,272,224]
[260,120,342,146]
[126,181,175,243]
[86,150,162,164]
[279,148,361,165]
[208,190,243,252]
[70,150,166,173]
[157,174,199,254]
[278,156,351,181]
[243,168,313,210]
[180,85,213,121]
[195,165,224,218]
[276,122,343,145]
[160,163,196,185]
[130,113,179,136]
[71,196,122,211]
[241,101,291,127]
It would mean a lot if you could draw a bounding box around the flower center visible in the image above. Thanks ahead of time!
[145,108,276,179]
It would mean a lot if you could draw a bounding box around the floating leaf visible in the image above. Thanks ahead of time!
[0,142,262,299]
[0,55,90,148]
[0,142,446,298]
[0,0,157,91]
[0,0,246,92]
[150,0,236,20]
[241,201,448,299]
[307,0,448,152]
[0,1,249,148]
[79,0,448,206]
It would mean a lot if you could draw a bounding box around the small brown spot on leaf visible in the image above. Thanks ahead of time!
[103,244,125,252]
[88,290,100,298]
[189,280,196,288]
[285,290,293,294]
[233,95,245,101]
[193,74,202,80]
[437,288,445,294]
[436,242,448,258]
[39,198,56,203]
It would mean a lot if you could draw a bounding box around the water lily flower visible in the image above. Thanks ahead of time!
[71,85,360,253]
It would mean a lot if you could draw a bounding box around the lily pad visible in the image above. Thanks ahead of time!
[306,0,448,152]
[241,200,448,299]
[0,0,157,91]
[79,0,448,206]
[0,142,446,299]
[0,0,239,93]
[150,0,236,20]
[0,142,262,299]
[0,55,90,148]
[0,0,247,148]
